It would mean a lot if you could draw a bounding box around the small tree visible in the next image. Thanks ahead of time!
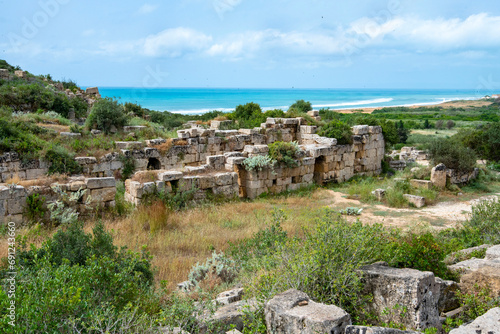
[85,98,127,134]
[446,120,455,129]
[318,120,353,145]
[435,120,444,129]
[289,99,312,113]
[428,138,477,172]
[424,119,430,129]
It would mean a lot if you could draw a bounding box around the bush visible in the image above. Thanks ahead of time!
[3,222,156,332]
[242,155,275,172]
[453,123,500,162]
[43,146,82,175]
[427,138,477,172]
[289,99,312,112]
[268,141,301,168]
[318,120,353,145]
[24,193,46,224]
[85,98,127,134]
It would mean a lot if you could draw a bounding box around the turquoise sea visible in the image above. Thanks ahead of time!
[97,88,481,115]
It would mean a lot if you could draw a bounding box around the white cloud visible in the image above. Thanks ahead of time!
[142,27,212,57]
[138,3,158,15]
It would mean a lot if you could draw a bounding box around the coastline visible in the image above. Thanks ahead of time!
[333,98,493,114]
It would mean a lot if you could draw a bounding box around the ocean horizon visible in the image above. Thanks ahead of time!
[96,87,484,115]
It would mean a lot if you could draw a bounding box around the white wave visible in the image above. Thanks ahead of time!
[313,98,394,108]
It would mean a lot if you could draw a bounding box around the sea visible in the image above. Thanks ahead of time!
[97,88,482,115]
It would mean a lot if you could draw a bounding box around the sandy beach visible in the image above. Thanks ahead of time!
[336,98,494,114]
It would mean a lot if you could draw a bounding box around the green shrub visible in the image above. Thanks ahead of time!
[119,154,136,180]
[242,155,275,172]
[289,99,312,112]
[318,120,353,145]
[385,231,451,279]
[24,193,46,224]
[43,146,82,175]
[85,98,127,134]
[268,141,301,168]
[428,138,477,172]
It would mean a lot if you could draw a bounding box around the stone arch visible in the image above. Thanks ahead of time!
[147,157,161,170]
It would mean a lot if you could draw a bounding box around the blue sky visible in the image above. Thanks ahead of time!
[1,0,500,89]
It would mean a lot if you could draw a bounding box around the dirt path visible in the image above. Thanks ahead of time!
[323,190,500,229]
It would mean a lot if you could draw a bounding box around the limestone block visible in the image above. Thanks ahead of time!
[372,189,386,201]
[205,299,258,332]
[207,155,226,169]
[90,187,116,203]
[431,163,447,189]
[0,186,11,201]
[403,194,425,208]
[486,245,500,260]
[85,177,116,189]
[69,181,86,192]
[449,307,500,334]
[346,326,420,334]
[368,126,383,134]
[352,125,369,135]
[124,192,141,205]
[246,187,265,199]
[300,126,317,134]
[435,277,460,313]
[213,185,239,198]
[60,132,82,138]
[302,173,314,183]
[277,177,292,186]
[410,179,433,190]
[198,175,216,189]
[361,263,440,330]
[75,157,98,165]
[159,171,183,182]
[7,197,26,215]
[216,288,244,305]
[243,145,269,155]
[179,176,199,192]
[115,141,143,150]
[459,265,500,298]
[265,289,351,334]
[215,172,237,186]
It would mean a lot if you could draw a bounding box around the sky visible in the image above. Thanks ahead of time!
[1,0,500,90]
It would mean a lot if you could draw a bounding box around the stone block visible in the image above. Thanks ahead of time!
[431,163,447,189]
[215,172,237,186]
[486,244,500,260]
[243,145,269,155]
[403,194,425,208]
[216,288,244,305]
[460,265,500,298]
[345,325,420,334]
[300,126,317,134]
[352,125,369,135]
[159,171,183,182]
[7,197,26,215]
[75,157,98,165]
[90,187,116,203]
[85,177,116,189]
[449,307,500,334]
[265,289,351,334]
[204,299,258,332]
[207,155,226,169]
[69,181,86,192]
[435,277,460,313]
[410,179,433,189]
[372,189,386,201]
[361,263,440,330]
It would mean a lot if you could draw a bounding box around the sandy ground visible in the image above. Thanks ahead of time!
[323,189,500,230]
[336,99,493,114]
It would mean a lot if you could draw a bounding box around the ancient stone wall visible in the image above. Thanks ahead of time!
[0,177,116,224]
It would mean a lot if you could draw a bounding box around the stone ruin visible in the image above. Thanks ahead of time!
[122,119,385,203]
[0,117,385,223]
[0,177,116,224]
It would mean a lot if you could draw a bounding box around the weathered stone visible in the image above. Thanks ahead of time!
[435,277,460,313]
[410,179,432,190]
[460,266,500,298]
[75,157,98,165]
[214,172,237,186]
[486,244,500,260]
[444,244,492,265]
[448,258,500,275]
[204,299,258,332]
[361,263,440,330]
[216,288,244,305]
[60,132,82,137]
[69,181,86,192]
[372,188,386,201]
[158,326,190,334]
[265,289,351,334]
[159,171,183,182]
[85,177,116,189]
[449,307,500,333]
[14,70,26,78]
[123,126,146,132]
[345,325,421,334]
[85,87,99,94]
[431,163,447,189]
[7,197,26,215]
[0,69,9,79]
[403,194,425,208]
[115,141,143,150]
[90,187,116,203]
[352,125,369,135]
